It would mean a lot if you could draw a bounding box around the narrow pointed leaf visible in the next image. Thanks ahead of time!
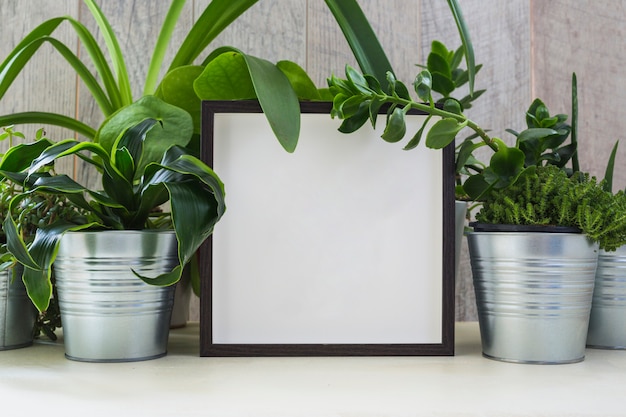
[324,0,394,92]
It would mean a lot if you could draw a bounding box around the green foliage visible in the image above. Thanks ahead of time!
[461,79,579,201]
[475,165,626,251]
[0,119,226,312]
[0,0,319,153]
[420,40,485,110]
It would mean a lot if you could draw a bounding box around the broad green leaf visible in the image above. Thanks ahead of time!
[427,53,451,79]
[156,65,205,134]
[338,102,369,133]
[276,60,322,100]
[196,48,300,153]
[431,72,455,97]
[443,98,462,115]
[483,142,526,188]
[430,40,450,61]
[463,173,491,201]
[425,118,466,149]
[516,128,558,144]
[193,51,256,99]
[96,96,193,177]
[0,139,54,172]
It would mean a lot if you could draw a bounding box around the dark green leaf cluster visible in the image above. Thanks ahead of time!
[423,40,485,110]
[0,119,226,312]
[462,77,579,202]
[507,98,576,170]
[475,165,626,251]
[328,65,476,152]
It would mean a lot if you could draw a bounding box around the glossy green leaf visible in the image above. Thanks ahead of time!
[196,48,300,153]
[338,103,369,133]
[425,118,466,149]
[276,60,322,100]
[155,65,205,134]
[427,53,451,79]
[96,96,193,177]
[414,70,432,102]
[194,51,256,99]
[381,107,406,143]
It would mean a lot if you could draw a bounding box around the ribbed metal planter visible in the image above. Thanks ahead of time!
[468,230,598,364]
[0,266,37,350]
[54,230,178,362]
[587,247,626,349]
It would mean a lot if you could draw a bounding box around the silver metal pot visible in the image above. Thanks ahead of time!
[468,230,598,364]
[587,247,626,349]
[0,266,37,350]
[54,230,178,362]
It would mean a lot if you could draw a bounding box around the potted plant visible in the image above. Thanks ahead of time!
[585,141,626,350]
[0,126,85,348]
[0,127,39,350]
[1,116,226,362]
[325,49,626,362]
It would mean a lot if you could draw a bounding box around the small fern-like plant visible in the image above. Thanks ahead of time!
[475,165,626,251]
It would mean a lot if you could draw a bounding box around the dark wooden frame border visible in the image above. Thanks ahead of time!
[199,100,455,357]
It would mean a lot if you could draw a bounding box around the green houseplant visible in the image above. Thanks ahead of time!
[0,127,85,348]
[1,116,226,361]
[585,142,626,350]
[326,39,626,362]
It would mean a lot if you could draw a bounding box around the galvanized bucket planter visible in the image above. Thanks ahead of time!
[0,266,37,350]
[587,247,626,349]
[468,226,598,364]
[53,230,178,362]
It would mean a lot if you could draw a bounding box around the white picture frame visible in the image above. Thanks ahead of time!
[199,101,455,356]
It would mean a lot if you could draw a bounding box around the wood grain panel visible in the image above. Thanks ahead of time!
[532,0,626,191]
[306,0,420,88]
[421,0,532,321]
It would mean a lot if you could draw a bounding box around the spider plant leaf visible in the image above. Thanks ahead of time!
[83,0,133,105]
[0,112,96,139]
[144,0,187,95]
[168,0,259,70]
[324,0,394,92]
[446,0,476,95]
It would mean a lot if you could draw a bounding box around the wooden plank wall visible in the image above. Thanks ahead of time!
[1,1,622,322]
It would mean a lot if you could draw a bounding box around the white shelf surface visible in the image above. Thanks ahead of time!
[1,322,625,417]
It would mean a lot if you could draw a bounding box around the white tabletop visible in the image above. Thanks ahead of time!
[1,322,624,417]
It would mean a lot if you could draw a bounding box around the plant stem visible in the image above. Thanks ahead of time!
[376,93,498,151]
